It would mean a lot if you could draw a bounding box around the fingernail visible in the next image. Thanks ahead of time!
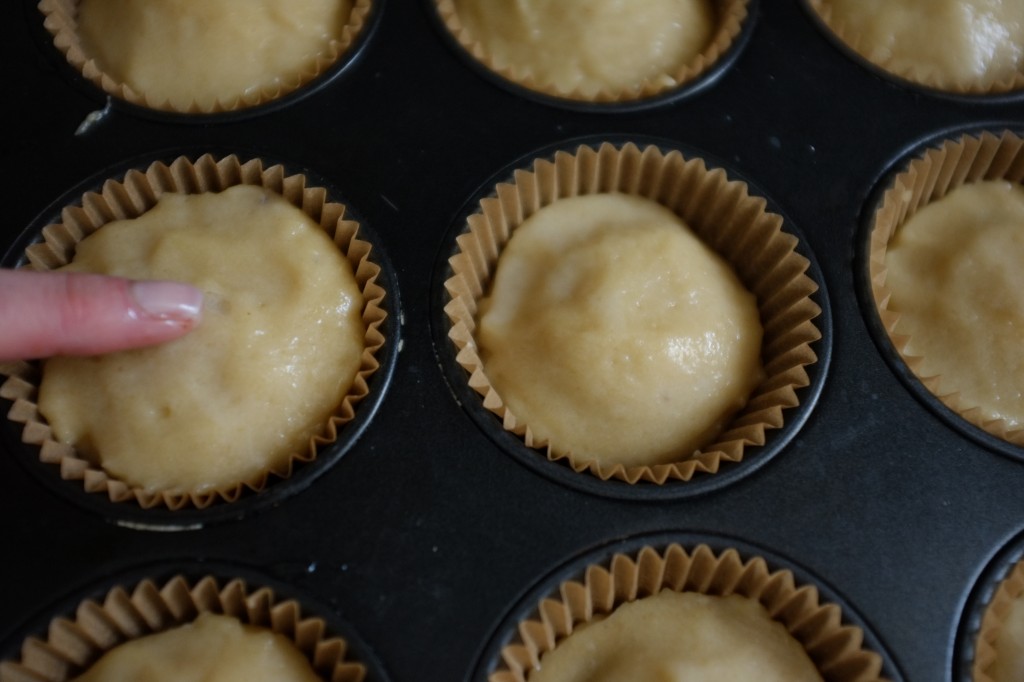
[130,280,204,321]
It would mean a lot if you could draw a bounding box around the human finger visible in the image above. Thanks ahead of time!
[0,269,203,361]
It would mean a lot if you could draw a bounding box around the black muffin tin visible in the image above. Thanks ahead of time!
[3,2,1024,681]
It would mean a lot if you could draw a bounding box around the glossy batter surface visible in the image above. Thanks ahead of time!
[453,0,714,96]
[885,180,1024,430]
[531,591,822,682]
[77,0,352,108]
[72,613,321,682]
[39,185,365,493]
[477,193,763,467]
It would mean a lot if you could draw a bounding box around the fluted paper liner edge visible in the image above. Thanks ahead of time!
[974,558,1024,682]
[806,1,1024,96]
[0,574,367,682]
[0,153,388,510]
[488,543,888,682]
[867,129,1024,447]
[443,141,821,485]
[434,0,750,103]
[37,0,373,114]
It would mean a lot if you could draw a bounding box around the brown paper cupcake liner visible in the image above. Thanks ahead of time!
[806,1,1024,96]
[443,141,821,485]
[973,558,1024,681]
[0,152,388,510]
[867,129,1024,447]
[38,0,374,114]
[0,574,367,682]
[433,0,750,103]
[490,543,888,682]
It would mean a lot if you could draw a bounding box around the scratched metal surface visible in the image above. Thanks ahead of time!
[3,2,1024,681]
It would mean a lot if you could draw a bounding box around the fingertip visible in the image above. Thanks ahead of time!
[95,277,204,354]
[128,280,204,323]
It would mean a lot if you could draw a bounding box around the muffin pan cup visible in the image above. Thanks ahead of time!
[799,0,1024,103]
[0,560,389,682]
[855,124,1024,463]
[427,0,760,112]
[0,150,400,527]
[433,134,832,500]
[5,1,1024,681]
[33,0,385,123]
[955,528,1024,682]
[471,531,903,682]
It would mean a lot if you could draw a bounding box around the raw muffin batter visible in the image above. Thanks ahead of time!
[884,180,1024,431]
[38,185,365,494]
[530,590,822,681]
[476,193,763,468]
[452,0,714,97]
[990,587,1024,682]
[72,612,321,682]
[76,0,352,109]
[824,0,1024,88]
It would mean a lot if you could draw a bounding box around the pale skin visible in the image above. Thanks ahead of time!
[0,269,202,361]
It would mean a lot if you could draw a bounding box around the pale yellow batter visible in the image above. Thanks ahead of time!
[452,0,714,97]
[77,0,353,109]
[477,193,763,468]
[825,0,1024,88]
[991,589,1024,682]
[884,180,1024,431]
[38,185,365,494]
[72,612,321,682]
[531,590,822,682]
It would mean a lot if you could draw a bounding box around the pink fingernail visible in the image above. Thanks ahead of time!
[130,281,204,321]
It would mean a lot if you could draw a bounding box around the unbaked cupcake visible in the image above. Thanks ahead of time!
[433,0,751,104]
[973,557,1024,682]
[486,542,890,681]
[0,574,369,681]
[866,129,1024,449]
[0,153,388,510]
[38,0,375,115]
[444,141,823,485]
[806,0,1024,95]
